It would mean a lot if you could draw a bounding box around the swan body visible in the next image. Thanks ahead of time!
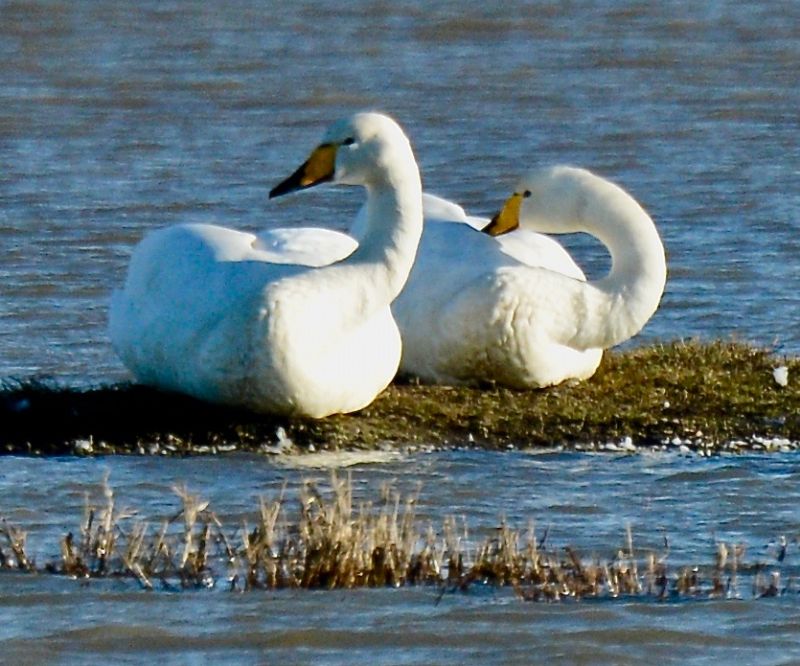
[266,190,590,386]
[252,191,583,278]
[109,112,423,417]
[354,192,584,278]
[393,166,666,388]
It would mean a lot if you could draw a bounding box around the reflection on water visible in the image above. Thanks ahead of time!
[1,0,799,382]
[1,451,800,663]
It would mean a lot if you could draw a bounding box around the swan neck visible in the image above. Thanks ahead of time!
[578,194,666,348]
[276,154,422,351]
[353,168,423,299]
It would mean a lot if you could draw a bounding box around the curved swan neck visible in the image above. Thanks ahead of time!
[522,167,666,349]
[289,137,423,339]
[579,181,666,348]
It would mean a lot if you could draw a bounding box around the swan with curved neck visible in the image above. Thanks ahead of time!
[109,112,423,417]
[392,165,666,388]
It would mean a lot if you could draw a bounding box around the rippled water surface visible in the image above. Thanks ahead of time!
[1,0,800,662]
[1,0,799,381]
[2,451,800,664]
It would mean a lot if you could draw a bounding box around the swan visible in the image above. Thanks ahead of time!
[109,112,423,417]
[392,166,667,388]
[251,189,591,385]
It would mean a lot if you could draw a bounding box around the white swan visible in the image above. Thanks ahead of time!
[251,189,591,385]
[392,166,667,388]
[109,112,423,417]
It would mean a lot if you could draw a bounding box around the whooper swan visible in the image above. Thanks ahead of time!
[392,166,666,388]
[109,112,423,417]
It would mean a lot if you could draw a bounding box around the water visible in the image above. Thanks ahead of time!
[1,450,800,664]
[1,0,799,662]
[1,0,799,381]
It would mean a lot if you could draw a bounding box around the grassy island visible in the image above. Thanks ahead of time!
[1,341,798,456]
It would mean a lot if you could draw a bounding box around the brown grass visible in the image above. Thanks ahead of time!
[0,475,793,601]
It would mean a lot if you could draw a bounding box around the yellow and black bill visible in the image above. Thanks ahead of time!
[482,191,526,236]
[269,143,337,199]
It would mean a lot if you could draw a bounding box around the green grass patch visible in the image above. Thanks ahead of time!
[2,340,798,455]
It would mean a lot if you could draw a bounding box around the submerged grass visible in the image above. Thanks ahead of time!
[1,340,799,454]
[0,475,794,601]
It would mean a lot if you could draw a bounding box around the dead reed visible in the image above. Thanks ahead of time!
[0,475,795,601]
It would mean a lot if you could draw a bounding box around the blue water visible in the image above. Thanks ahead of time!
[1,450,800,664]
[1,0,798,382]
[1,1,800,662]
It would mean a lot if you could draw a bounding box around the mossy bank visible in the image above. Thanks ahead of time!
[2,341,798,456]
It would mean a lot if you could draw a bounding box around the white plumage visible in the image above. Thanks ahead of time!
[392,166,667,388]
[109,112,423,417]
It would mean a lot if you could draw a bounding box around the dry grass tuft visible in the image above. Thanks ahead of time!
[0,518,33,571]
[1,475,795,601]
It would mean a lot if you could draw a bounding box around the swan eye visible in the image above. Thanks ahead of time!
[522,190,532,198]
[342,137,356,146]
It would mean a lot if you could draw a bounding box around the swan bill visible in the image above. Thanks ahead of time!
[483,192,523,236]
[269,143,337,199]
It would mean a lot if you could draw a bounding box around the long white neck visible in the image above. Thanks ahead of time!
[307,151,423,333]
[352,168,424,300]
[525,167,666,350]
[580,190,666,348]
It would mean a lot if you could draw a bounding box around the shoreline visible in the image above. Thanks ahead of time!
[1,340,798,456]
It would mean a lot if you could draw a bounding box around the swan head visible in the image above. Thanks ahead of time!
[269,112,414,198]
[484,166,594,236]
